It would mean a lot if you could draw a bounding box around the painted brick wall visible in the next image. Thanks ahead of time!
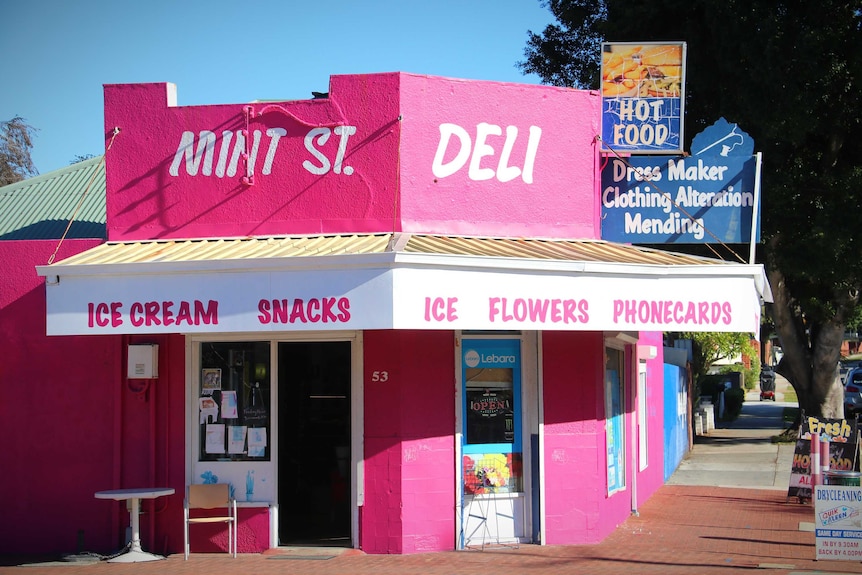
[102,74,601,242]
[362,330,456,553]
[540,331,606,544]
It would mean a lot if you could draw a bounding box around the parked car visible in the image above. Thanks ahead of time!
[844,367,862,416]
[760,363,776,401]
[840,355,862,384]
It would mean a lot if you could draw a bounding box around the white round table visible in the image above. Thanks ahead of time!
[95,487,175,562]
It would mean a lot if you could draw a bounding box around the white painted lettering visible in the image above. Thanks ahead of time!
[262,128,286,175]
[432,122,541,183]
[303,127,331,175]
[169,130,216,176]
[432,123,472,178]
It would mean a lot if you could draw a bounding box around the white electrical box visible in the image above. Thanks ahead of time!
[128,344,159,379]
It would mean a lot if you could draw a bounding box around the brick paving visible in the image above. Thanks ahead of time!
[4,484,862,575]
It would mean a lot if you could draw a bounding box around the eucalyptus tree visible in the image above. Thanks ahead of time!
[520,0,862,417]
[0,116,38,186]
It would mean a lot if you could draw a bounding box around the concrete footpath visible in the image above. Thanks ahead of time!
[5,381,862,575]
[667,384,797,491]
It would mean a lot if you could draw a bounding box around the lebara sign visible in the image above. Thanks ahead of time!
[601,118,760,244]
[600,42,686,154]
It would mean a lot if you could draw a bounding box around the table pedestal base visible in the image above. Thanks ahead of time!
[94,488,175,563]
[107,549,166,563]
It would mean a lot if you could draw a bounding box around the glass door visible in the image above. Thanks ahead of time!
[460,338,525,547]
[278,341,351,546]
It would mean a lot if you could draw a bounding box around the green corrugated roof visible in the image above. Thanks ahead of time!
[0,156,106,240]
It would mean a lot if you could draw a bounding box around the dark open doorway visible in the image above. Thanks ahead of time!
[278,341,351,546]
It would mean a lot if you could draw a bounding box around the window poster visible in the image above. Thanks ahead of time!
[205,424,225,454]
[221,390,238,419]
[463,452,523,494]
[199,396,219,424]
[202,368,222,394]
[228,425,247,454]
[248,428,267,457]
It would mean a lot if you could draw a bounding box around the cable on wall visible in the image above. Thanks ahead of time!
[46,127,121,265]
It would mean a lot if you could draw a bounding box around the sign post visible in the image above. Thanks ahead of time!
[814,484,862,561]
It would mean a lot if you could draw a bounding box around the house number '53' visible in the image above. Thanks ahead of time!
[371,371,389,382]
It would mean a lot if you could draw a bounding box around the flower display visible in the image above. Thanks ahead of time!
[463,452,521,494]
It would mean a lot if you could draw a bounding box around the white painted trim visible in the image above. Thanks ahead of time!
[536,333,546,545]
[454,333,464,549]
[520,331,539,543]
[184,330,359,550]
[351,333,364,548]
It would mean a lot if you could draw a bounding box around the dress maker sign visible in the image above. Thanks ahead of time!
[601,118,759,244]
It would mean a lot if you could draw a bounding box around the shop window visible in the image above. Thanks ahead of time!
[605,346,626,493]
[198,341,271,462]
[462,338,523,494]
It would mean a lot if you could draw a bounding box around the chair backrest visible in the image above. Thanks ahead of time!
[188,483,230,509]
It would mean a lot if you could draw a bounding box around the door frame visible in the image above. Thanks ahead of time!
[454,331,538,548]
[185,331,363,549]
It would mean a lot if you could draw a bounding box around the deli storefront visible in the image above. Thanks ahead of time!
[24,73,769,556]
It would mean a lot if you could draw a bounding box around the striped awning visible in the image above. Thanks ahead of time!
[37,233,770,335]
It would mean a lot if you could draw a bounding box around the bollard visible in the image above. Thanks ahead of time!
[821,435,831,480]
[811,432,821,487]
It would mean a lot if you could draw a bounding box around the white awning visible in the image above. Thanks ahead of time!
[37,233,771,335]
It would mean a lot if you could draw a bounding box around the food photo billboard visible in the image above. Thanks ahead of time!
[600,42,686,154]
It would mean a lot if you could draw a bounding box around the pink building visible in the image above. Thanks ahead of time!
[2,73,768,557]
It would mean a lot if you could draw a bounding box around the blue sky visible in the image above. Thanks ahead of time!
[0,0,554,175]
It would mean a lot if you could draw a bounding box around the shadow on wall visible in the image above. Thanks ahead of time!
[0,220,106,240]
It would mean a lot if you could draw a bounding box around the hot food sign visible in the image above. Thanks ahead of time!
[600,42,686,154]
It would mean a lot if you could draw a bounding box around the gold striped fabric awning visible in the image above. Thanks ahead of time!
[44,233,731,268]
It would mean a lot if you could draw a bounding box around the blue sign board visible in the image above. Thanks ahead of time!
[601,118,760,244]
[691,117,755,158]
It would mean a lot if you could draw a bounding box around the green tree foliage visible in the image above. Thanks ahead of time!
[70,154,96,165]
[683,332,758,388]
[0,116,38,186]
[520,0,862,418]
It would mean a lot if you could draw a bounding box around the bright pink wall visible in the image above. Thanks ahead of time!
[103,73,601,242]
[541,331,667,545]
[362,330,456,554]
[0,241,187,555]
[0,240,265,555]
[103,75,402,241]
[541,331,606,544]
[635,331,666,507]
[399,74,600,239]
[1,240,115,554]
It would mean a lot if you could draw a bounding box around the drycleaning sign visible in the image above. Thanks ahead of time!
[815,485,862,561]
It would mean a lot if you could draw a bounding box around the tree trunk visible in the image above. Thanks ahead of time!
[767,266,845,418]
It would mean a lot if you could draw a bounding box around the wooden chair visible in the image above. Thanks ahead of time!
[183,483,237,559]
